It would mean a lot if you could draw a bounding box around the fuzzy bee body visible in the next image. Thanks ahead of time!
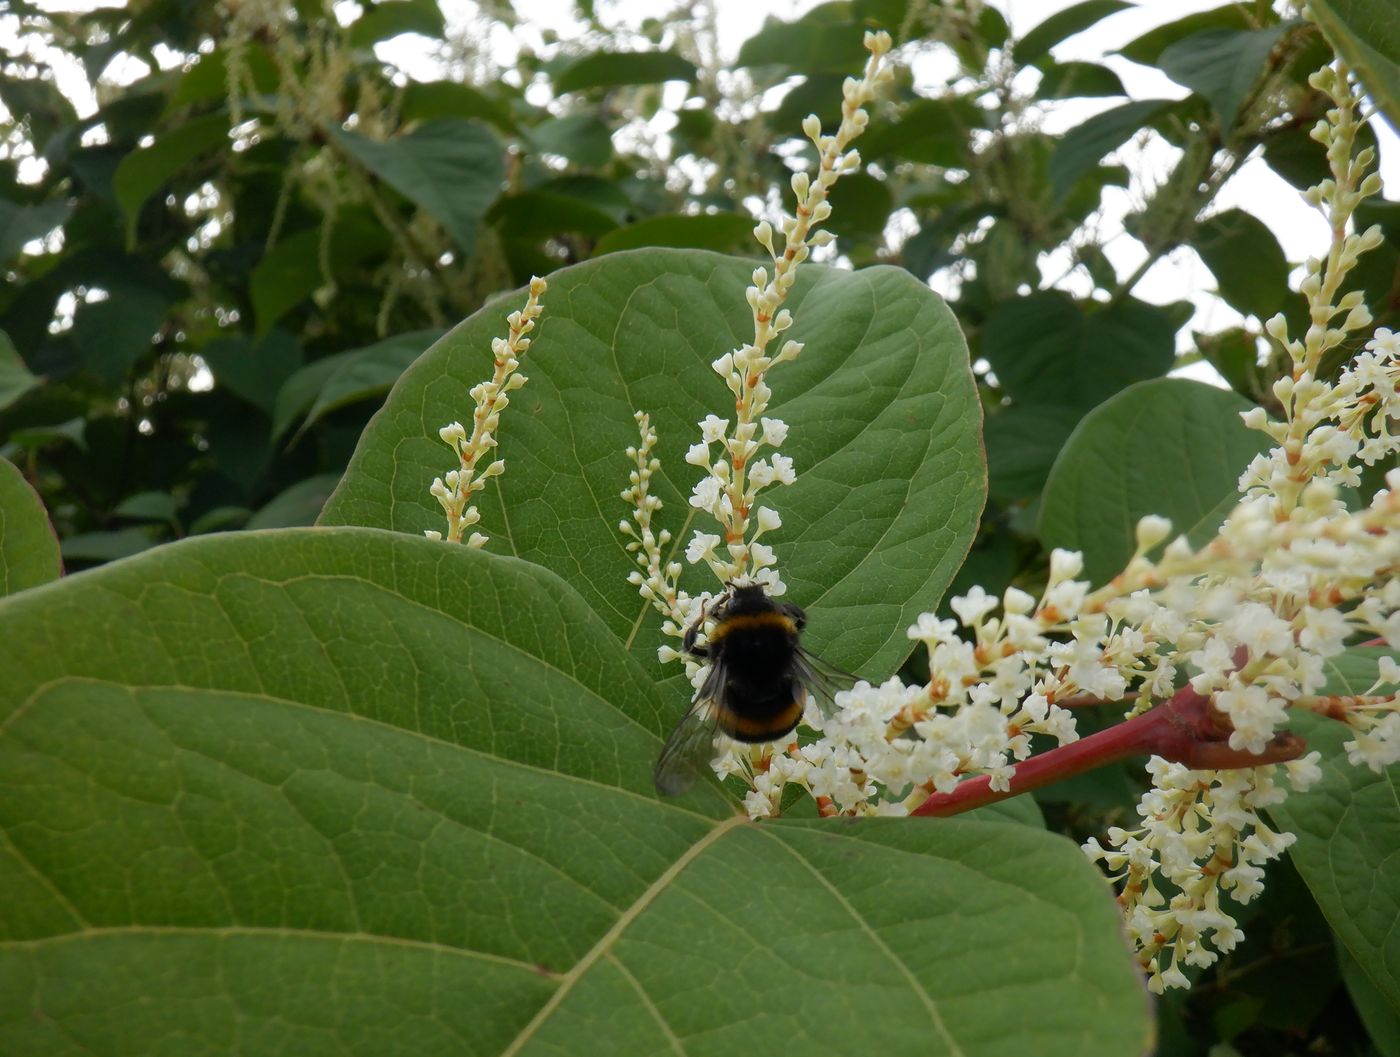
[653,583,850,796]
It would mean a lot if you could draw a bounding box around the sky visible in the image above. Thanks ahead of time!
[5,0,1398,382]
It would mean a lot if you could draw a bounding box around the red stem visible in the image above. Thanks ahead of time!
[911,674,1307,819]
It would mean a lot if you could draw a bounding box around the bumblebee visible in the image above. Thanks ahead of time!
[653,582,851,796]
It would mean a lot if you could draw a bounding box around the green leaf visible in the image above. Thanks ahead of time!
[0,456,60,595]
[553,50,697,93]
[270,329,441,443]
[1269,649,1400,1012]
[57,527,161,562]
[1034,62,1127,100]
[0,331,39,412]
[201,329,304,414]
[1190,208,1291,319]
[329,119,504,256]
[245,474,342,529]
[736,7,871,74]
[488,191,619,241]
[347,0,445,46]
[112,113,228,246]
[1037,378,1273,585]
[1117,4,1262,66]
[1015,1,1134,65]
[166,44,279,112]
[823,171,894,244]
[1049,99,1176,197]
[0,529,1151,1054]
[0,197,70,264]
[249,212,394,337]
[594,213,756,256]
[984,404,1078,505]
[523,114,614,168]
[1157,24,1295,132]
[399,81,517,132]
[1339,943,1400,1056]
[112,491,180,526]
[980,293,1178,412]
[320,250,987,683]
[1309,0,1400,134]
[859,98,979,167]
[70,286,172,384]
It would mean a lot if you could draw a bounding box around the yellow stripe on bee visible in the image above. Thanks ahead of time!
[707,611,796,643]
[716,699,804,741]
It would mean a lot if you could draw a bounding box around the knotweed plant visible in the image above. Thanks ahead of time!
[622,43,1399,998]
[426,276,547,545]
[620,31,895,694]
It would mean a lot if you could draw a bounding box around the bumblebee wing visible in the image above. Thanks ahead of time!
[652,695,723,796]
[792,647,858,720]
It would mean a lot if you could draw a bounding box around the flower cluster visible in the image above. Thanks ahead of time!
[620,31,895,669]
[427,276,547,546]
[715,57,1400,992]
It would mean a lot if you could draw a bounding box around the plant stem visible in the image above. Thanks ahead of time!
[911,678,1309,818]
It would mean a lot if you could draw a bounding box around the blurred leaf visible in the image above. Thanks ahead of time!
[1034,62,1127,100]
[0,331,40,412]
[244,474,341,529]
[1190,208,1291,319]
[1038,378,1273,585]
[0,197,71,264]
[860,98,979,167]
[0,529,1151,1056]
[58,526,161,561]
[1158,24,1295,132]
[166,44,278,112]
[736,6,871,74]
[328,118,504,255]
[187,505,251,534]
[1016,1,1134,64]
[823,171,894,243]
[523,114,614,168]
[112,113,228,246]
[1049,99,1176,197]
[0,456,61,595]
[1309,0,1400,134]
[1118,4,1262,66]
[488,191,619,241]
[984,404,1077,505]
[70,286,172,384]
[553,50,697,93]
[249,211,394,337]
[320,251,987,685]
[112,491,180,525]
[593,213,755,255]
[1270,649,1400,1012]
[201,329,304,415]
[980,293,1178,412]
[398,81,517,132]
[272,329,442,442]
[1194,327,1266,403]
[769,74,846,135]
[347,0,446,46]
[6,417,86,453]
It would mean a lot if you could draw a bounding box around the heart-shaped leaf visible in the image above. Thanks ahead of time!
[1038,378,1272,584]
[0,528,1151,1055]
[319,249,987,683]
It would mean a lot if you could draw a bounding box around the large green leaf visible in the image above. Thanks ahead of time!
[329,119,504,255]
[523,114,614,169]
[1117,4,1262,66]
[1037,378,1272,585]
[1309,0,1400,134]
[0,456,60,595]
[553,50,697,93]
[347,0,445,46]
[980,292,1178,412]
[320,250,986,684]
[1270,649,1400,1012]
[1158,24,1295,132]
[0,529,1151,1055]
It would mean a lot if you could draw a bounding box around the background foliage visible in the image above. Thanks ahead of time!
[1,0,1398,1053]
